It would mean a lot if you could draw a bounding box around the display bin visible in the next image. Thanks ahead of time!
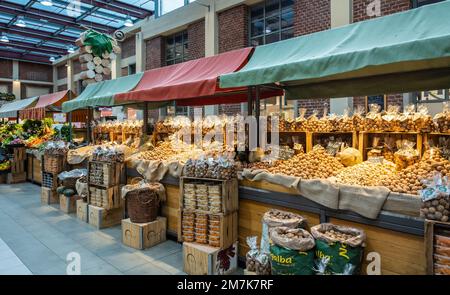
[10,160,25,174]
[179,177,239,214]
[26,152,42,184]
[41,187,59,205]
[76,199,89,223]
[88,161,124,188]
[183,241,238,275]
[88,205,122,229]
[88,185,122,210]
[267,131,307,152]
[59,195,83,214]
[6,172,26,184]
[425,220,450,275]
[307,131,359,152]
[122,217,167,250]
[178,210,238,249]
[42,171,58,189]
[43,154,66,174]
[358,131,423,161]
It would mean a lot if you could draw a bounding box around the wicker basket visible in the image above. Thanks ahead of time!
[44,154,66,174]
[126,188,160,223]
[62,177,78,189]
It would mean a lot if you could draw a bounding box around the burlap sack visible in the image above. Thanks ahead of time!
[383,192,421,217]
[67,146,95,165]
[121,179,166,202]
[299,179,340,209]
[270,227,315,251]
[310,223,366,247]
[165,160,184,178]
[75,178,88,197]
[338,184,390,219]
[242,169,301,189]
[262,209,306,228]
[136,160,168,182]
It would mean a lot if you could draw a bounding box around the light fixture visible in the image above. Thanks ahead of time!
[40,0,53,6]
[49,56,55,62]
[0,33,9,43]
[124,16,133,27]
[16,16,26,28]
[67,45,75,53]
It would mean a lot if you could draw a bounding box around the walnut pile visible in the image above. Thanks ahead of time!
[323,229,356,243]
[420,194,449,222]
[268,147,344,179]
[333,160,396,187]
[137,141,175,161]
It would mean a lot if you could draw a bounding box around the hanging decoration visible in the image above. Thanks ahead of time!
[75,29,121,87]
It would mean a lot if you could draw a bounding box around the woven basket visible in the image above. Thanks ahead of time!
[62,177,78,189]
[126,188,160,223]
[44,154,66,174]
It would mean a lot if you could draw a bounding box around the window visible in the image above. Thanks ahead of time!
[128,64,136,75]
[416,90,450,102]
[165,31,189,66]
[156,0,196,17]
[249,0,294,46]
[413,0,445,8]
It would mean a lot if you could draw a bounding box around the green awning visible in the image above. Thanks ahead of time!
[220,1,450,99]
[0,96,39,118]
[62,73,144,113]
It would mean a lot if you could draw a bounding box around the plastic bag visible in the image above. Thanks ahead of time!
[352,105,365,132]
[434,102,450,133]
[338,108,354,132]
[305,110,320,132]
[365,104,382,131]
[394,140,420,170]
[419,173,450,222]
[183,159,196,177]
[414,104,433,132]
[246,236,259,272]
[338,147,362,167]
[194,157,208,178]
[58,169,87,181]
[294,108,307,131]
[382,105,400,132]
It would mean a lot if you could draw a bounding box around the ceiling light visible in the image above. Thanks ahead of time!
[0,34,9,43]
[49,57,55,62]
[124,17,133,27]
[67,45,75,53]
[40,0,53,6]
[16,16,26,28]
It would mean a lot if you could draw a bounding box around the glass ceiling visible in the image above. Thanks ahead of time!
[0,0,154,63]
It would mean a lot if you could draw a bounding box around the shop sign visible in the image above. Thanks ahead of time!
[53,112,67,123]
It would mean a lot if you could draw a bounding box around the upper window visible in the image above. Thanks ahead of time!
[413,0,445,8]
[165,31,189,66]
[249,0,294,46]
[157,0,196,17]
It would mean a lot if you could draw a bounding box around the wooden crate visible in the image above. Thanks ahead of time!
[10,160,25,174]
[179,177,239,214]
[122,217,167,250]
[76,199,89,222]
[42,172,58,189]
[6,172,26,184]
[178,210,238,249]
[88,161,124,188]
[43,154,66,174]
[0,174,6,184]
[41,187,59,205]
[59,195,83,214]
[183,241,238,275]
[88,205,123,229]
[88,185,122,209]
[358,131,423,161]
[244,269,257,275]
[12,147,26,161]
[425,220,450,275]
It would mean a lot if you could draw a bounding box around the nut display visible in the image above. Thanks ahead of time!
[333,160,396,186]
[268,147,344,179]
[420,194,450,222]
[322,228,357,243]
[393,140,420,171]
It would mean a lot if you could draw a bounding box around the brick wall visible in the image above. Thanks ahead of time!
[145,37,165,70]
[21,83,52,98]
[218,5,248,53]
[297,98,330,117]
[353,0,411,22]
[386,93,404,109]
[121,36,136,59]
[121,67,129,77]
[57,65,67,80]
[19,62,52,82]
[294,0,331,37]
[187,20,205,60]
[0,82,12,93]
[0,59,12,79]
[218,104,242,116]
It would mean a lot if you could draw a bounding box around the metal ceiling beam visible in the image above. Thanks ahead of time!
[0,48,51,64]
[0,1,112,33]
[0,23,77,43]
[79,0,153,18]
[0,40,67,55]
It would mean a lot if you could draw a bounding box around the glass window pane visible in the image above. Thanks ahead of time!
[175,34,183,46]
[250,4,264,20]
[281,28,294,40]
[166,60,174,66]
[265,0,280,17]
[175,45,183,58]
[166,37,174,46]
[265,32,280,44]
[251,20,264,37]
[265,16,280,34]
[175,58,183,64]
[160,0,185,15]
[281,10,293,29]
[251,36,264,47]
[166,47,174,60]
[281,0,294,8]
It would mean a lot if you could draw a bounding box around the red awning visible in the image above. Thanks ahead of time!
[115,48,283,105]
[35,90,70,108]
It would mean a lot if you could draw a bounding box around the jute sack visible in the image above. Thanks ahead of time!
[311,223,366,275]
[270,227,316,275]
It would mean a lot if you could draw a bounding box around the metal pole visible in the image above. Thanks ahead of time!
[247,86,253,116]
[87,107,92,144]
[255,86,260,147]
[143,102,149,135]
[68,91,73,142]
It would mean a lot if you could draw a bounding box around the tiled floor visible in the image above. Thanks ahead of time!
[0,183,184,275]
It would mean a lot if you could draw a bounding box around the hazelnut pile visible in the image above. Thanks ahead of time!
[137,141,175,161]
[420,194,449,222]
[333,160,396,187]
[322,229,356,243]
[275,228,308,239]
[268,147,344,179]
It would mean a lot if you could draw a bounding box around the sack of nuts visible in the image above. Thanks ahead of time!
[419,173,450,222]
[245,236,259,272]
[311,223,366,275]
[270,227,316,275]
[262,209,306,229]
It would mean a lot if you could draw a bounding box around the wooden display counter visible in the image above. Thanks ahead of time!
[26,151,42,185]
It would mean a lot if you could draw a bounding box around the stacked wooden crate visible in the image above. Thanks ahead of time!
[179,177,239,275]
[6,146,26,184]
[87,160,124,229]
[425,220,450,275]
[41,153,66,205]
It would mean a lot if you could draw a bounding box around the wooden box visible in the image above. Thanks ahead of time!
[183,241,238,275]
[43,154,66,174]
[0,174,6,184]
[178,211,238,249]
[76,199,89,222]
[42,172,58,189]
[425,220,450,275]
[59,195,83,214]
[88,205,122,229]
[179,177,239,214]
[12,147,26,161]
[122,217,167,250]
[244,270,257,275]
[7,172,26,184]
[88,161,124,188]
[10,160,25,174]
[88,185,122,209]
[41,187,59,205]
